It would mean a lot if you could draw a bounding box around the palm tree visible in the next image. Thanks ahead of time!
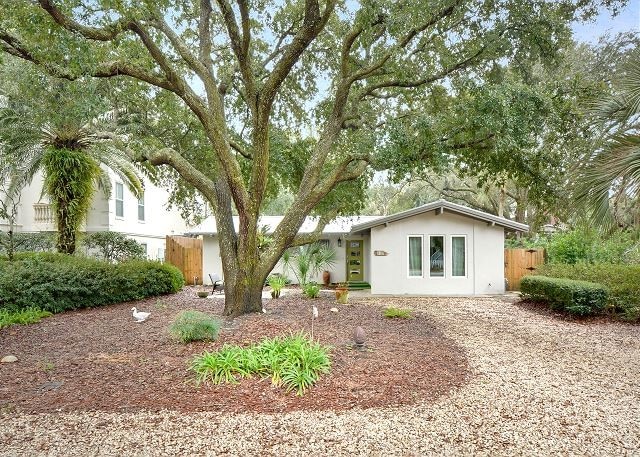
[574,57,640,228]
[0,65,143,254]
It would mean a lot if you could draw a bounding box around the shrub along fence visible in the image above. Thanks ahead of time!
[537,263,640,321]
[0,252,184,313]
[520,275,608,316]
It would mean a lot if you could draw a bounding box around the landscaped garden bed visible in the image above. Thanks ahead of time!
[0,288,469,414]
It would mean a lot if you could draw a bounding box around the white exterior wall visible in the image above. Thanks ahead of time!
[2,168,187,260]
[201,233,370,285]
[369,211,505,295]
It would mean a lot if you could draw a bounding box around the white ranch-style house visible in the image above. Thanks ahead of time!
[187,199,529,295]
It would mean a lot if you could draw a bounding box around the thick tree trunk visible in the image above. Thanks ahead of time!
[56,203,76,255]
[222,265,267,317]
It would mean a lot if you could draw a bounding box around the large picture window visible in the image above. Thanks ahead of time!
[408,236,423,277]
[452,236,466,277]
[429,235,444,277]
[115,182,124,218]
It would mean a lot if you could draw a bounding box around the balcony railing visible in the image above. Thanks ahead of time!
[33,203,55,224]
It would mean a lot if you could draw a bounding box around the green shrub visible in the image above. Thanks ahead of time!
[267,274,287,298]
[520,275,608,316]
[191,333,331,395]
[302,281,320,299]
[537,263,640,318]
[383,307,412,319]
[83,231,146,262]
[0,254,184,313]
[0,307,52,329]
[169,310,221,343]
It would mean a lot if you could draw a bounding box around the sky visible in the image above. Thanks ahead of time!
[572,1,639,43]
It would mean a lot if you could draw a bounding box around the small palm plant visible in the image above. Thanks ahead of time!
[282,242,336,286]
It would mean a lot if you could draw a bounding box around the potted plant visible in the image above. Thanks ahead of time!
[197,290,209,298]
[267,274,287,298]
[335,282,349,304]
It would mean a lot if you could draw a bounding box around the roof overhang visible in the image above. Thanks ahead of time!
[350,199,529,234]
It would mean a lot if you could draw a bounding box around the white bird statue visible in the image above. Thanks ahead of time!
[131,307,151,323]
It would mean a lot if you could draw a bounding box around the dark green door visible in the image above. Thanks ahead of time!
[346,240,364,281]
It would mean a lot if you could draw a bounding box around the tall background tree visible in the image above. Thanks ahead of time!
[0,58,143,254]
[0,0,626,314]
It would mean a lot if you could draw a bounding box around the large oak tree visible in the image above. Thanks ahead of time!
[0,0,624,315]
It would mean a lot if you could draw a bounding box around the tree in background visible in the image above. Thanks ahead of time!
[0,59,143,254]
[0,0,625,315]
[574,48,640,228]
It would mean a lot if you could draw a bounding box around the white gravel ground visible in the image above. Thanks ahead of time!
[1,296,639,456]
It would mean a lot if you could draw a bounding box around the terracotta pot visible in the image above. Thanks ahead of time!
[322,270,331,286]
[335,287,349,304]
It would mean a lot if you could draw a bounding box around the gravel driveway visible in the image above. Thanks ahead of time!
[1,296,638,456]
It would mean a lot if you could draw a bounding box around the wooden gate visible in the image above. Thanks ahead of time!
[165,236,203,285]
[504,248,545,291]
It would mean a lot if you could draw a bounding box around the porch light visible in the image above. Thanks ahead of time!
[337,236,342,247]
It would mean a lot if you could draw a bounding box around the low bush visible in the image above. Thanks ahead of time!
[302,281,320,299]
[82,231,146,262]
[383,307,412,319]
[537,263,640,319]
[0,307,52,329]
[0,253,184,313]
[191,333,331,395]
[169,310,221,343]
[520,275,608,316]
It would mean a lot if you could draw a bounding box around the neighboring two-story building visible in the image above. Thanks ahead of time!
[0,168,188,259]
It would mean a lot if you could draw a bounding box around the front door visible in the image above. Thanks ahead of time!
[346,240,364,282]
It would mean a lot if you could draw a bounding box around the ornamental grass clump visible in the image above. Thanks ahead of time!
[169,310,221,343]
[383,307,412,319]
[190,332,331,395]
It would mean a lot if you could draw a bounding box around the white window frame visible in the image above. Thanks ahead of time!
[450,235,467,278]
[407,235,423,278]
[429,234,446,278]
[115,182,124,219]
[137,193,145,222]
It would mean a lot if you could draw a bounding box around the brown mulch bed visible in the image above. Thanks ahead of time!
[0,288,470,414]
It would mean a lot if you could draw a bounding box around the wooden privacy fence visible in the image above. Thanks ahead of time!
[504,248,545,291]
[165,236,203,285]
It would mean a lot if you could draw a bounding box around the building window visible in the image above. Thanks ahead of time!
[318,239,330,249]
[429,235,444,277]
[115,182,124,218]
[140,243,148,258]
[137,193,145,221]
[452,236,466,277]
[408,235,423,277]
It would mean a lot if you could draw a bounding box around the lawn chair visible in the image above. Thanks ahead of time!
[209,273,224,294]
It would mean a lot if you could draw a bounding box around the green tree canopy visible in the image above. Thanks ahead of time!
[0,0,626,314]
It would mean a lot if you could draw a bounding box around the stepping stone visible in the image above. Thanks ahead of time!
[1,355,18,363]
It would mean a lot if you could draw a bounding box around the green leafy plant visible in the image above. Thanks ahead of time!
[383,307,412,319]
[302,281,320,299]
[520,275,608,316]
[537,263,640,320]
[0,306,52,328]
[0,254,184,313]
[190,333,331,395]
[82,231,146,262]
[282,243,336,286]
[267,274,287,298]
[169,310,221,343]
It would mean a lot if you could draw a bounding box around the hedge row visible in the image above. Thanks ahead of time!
[0,253,184,313]
[536,263,640,320]
[520,275,608,316]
